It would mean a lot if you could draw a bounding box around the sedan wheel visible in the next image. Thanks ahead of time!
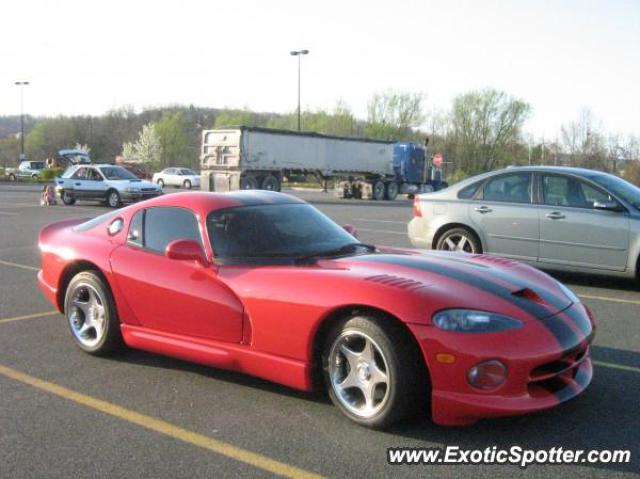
[64,271,123,355]
[157,179,164,188]
[436,228,481,254]
[323,315,427,429]
[107,190,121,208]
[183,179,192,189]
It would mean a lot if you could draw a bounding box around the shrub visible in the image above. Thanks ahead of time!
[40,167,64,181]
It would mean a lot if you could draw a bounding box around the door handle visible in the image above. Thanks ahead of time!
[474,206,492,214]
[75,182,81,186]
[546,211,565,220]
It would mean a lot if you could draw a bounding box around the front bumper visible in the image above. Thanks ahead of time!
[120,190,162,201]
[37,270,61,311]
[408,302,595,426]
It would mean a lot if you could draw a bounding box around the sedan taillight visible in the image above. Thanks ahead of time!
[413,196,422,217]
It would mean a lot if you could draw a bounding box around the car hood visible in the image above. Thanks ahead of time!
[336,251,574,320]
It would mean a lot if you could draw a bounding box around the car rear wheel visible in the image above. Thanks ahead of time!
[64,271,123,355]
[61,190,76,206]
[107,190,121,208]
[436,227,481,254]
[183,179,192,189]
[323,315,425,429]
[157,179,164,188]
[9,173,16,181]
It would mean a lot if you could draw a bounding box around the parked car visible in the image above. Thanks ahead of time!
[6,161,46,181]
[55,164,162,208]
[152,167,200,189]
[37,190,594,429]
[408,166,640,280]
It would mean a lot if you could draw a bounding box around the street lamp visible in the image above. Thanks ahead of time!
[289,49,309,131]
[14,81,29,160]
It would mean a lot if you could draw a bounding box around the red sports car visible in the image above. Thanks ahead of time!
[37,191,594,428]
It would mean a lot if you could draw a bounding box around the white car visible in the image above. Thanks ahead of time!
[56,164,162,208]
[152,167,201,189]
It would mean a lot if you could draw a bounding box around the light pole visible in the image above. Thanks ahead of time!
[289,49,309,131]
[14,81,29,160]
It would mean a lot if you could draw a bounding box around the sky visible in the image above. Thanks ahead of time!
[0,0,638,138]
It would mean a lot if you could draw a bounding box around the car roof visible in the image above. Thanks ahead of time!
[136,190,305,214]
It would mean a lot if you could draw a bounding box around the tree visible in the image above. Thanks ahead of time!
[365,90,425,140]
[121,123,162,167]
[560,108,607,170]
[155,112,190,168]
[450,88,530,173]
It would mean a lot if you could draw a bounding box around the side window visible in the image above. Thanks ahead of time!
[542,175,611,209]
[87,168,102,181]
[483,173,532,204]
[71,167,87,180]
[127,210,144,246]
[165,168,175,175]
[144,207,201,254]
[458,181,482,199]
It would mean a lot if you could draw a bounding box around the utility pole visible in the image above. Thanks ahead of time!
[14,81,30,160]
[289,50,309,131]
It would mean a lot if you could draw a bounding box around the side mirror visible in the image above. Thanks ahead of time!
[593,200,624,212]
[343,224,358,238]
[165,239,208,267]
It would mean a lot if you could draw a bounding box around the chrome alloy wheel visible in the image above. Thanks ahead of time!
[68,283,106,348]
[441,232,477,253]
[328,331,390,418]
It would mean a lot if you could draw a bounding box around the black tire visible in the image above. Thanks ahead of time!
[32,174,38,180]
[157,179,164,188]
[107,189,121,208]
[322,315,427,429]
[385,182,399,201]
[261,174,281,191]
[9,173,16,182]
[183,179,192,189]
[64,271,123,355]
[240,174,259,190]
[61,190,76,206]
[372,180,385,201]
[436,227,482,254]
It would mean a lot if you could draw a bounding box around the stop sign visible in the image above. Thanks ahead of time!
[432,153,443,167]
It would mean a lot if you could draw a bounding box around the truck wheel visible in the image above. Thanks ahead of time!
[240,175,259,190]
[261,175,280,191]
[61,190,76,206]
[9,174,16,182]
[372,180,385,201]
[385,182,399,201]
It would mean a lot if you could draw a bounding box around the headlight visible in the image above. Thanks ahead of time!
[432,309,523,333]
[124,187,138,193]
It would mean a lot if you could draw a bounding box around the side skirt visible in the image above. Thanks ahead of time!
[121,324,313,391]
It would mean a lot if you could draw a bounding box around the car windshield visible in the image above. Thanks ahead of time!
[99,166,138,180]
[206,203,362,261]
[586,173,640,211]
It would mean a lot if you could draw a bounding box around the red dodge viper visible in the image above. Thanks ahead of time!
[38,191,594,428]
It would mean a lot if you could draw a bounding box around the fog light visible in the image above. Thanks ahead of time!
[467,360,507,390]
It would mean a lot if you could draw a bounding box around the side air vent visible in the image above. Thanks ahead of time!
[365,274,426,291]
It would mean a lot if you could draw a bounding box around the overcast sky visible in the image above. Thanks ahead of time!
[0,0,638,138]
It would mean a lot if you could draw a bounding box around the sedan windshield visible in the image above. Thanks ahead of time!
[206,203,363,261]
[99,166,139,180]
[586,173,640,211]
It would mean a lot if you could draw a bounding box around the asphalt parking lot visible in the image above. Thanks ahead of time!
[0,182,638,478]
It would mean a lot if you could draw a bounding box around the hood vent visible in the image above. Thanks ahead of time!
[512,287,545,304]
[365,274,426,291]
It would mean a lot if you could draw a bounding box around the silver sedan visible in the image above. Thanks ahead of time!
[408,166,640,279]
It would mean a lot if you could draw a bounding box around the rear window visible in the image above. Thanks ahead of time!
[73,211,120,232]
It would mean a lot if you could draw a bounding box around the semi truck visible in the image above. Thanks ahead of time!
[200,126,445,200]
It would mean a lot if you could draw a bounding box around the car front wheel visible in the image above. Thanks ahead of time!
[64,271,123,355]
[323,315,426,429]
[157,179,164,188]
[183,179,192,189]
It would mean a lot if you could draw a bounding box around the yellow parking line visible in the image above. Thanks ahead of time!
[579,294,640,306]
[0,259,39,271]
[0,364,325,479]
[0,310,59,324]
[593,360,640,373]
